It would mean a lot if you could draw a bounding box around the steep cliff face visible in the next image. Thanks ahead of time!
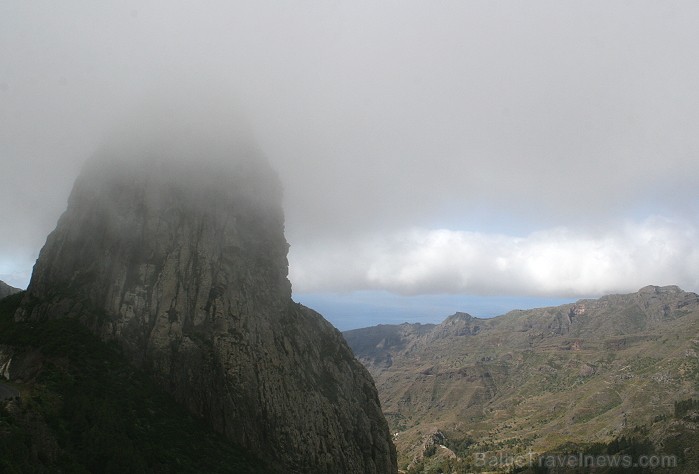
[16,144,397,473]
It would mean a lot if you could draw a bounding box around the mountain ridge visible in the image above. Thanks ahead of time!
[344,286,699,472]
[0,280,21,300]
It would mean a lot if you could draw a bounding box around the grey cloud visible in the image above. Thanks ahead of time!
[2,1,699,295]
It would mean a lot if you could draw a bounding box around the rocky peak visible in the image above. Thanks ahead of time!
[16,137,396,472]
[444,311,474,322]
[0,281,21,299]
[638,284,684,295]
[430,312,482,339]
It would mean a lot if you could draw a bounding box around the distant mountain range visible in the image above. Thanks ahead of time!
[344,286,699,472]
[0,280,21,299]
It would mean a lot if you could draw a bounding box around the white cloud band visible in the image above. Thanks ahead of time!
[289,216,699,297]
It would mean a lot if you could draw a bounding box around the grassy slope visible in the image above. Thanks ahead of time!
[0,292,268,473]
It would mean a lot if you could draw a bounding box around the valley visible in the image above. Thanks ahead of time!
[345,285,699,472]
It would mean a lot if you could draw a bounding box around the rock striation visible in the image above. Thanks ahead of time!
[16,138,397,473]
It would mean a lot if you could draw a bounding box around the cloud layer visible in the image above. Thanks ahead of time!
[289,217,699,297]
[2,1,699,299]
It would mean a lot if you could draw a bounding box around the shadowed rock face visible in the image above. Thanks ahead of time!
[17,149,397,473]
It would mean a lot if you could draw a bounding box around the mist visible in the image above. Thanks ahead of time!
[91,87,279,199]
[2,1,699,325]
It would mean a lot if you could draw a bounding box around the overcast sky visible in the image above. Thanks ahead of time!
[2,1,699,329]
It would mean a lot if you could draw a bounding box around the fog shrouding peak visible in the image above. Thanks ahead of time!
[62,90,284,240]
[2,2,699,325]
[100,83,256,165]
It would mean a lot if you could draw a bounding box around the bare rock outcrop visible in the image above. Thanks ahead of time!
[16,139,397,473]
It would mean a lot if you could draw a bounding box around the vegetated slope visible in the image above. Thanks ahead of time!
[0,280,21,299]
[0,291,268,473]
[344,286,699,473]
[14,138,396,473]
